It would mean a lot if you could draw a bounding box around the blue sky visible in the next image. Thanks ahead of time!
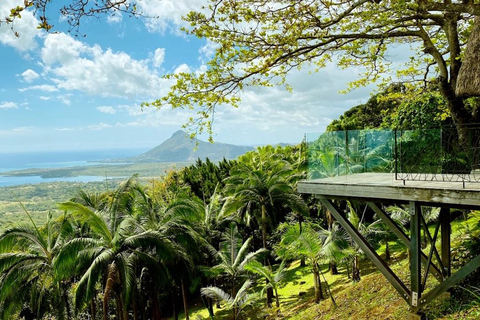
[0,0,376,153]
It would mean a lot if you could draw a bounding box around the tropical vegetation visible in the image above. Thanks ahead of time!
[2,93,480,319]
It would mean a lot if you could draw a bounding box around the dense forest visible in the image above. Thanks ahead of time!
[2,90,480,320]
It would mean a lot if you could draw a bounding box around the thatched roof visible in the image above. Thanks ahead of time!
[456,17,480,98]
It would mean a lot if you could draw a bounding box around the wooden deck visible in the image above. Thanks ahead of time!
[298,173,480,207]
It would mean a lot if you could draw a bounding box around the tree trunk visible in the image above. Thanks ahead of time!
[261,204,268,250]
[181,279,189,320]
[152,292,161,320]
[345,260,351,279]
[441,14,472,144]
[313,263,324,303]
[274,288,280,308]
[115,295,123,320]
[103,263,118,320]
[319,267,337,308]
[385,240,391,261]
[421,12,477,143]
[299,215,306,267]
[173,290,179,320]
[132,292,139,320]
[201,295,215,320]
[352,255,361,282]
[456,17,480,98]
[62,284,72,320]
[261,204,273,308]
[91,294,97,320]
[329,261,338,275]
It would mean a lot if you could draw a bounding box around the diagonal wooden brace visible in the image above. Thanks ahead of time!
[320,197,411,303]
[421,253,480,307]
[367,202,443,281]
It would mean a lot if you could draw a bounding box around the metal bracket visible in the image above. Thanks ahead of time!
[409,202,417,216]
[412,292,418,307]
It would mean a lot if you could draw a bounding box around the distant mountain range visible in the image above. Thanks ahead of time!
[134,130,254,162]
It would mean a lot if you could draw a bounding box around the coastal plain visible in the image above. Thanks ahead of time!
[0,162,189,230]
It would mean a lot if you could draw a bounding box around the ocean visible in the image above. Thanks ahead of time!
[0,148,148,187]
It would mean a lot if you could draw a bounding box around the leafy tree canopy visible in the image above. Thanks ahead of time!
[328,85,452,131]
[151,0,480,139]
[5,1,480,139]
[1,0,138,35]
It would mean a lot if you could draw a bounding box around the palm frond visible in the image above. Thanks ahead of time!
[201,286,232,304]
[59,201,112,243]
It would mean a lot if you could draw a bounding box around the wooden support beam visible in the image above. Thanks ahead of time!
[422,219,441,289]
[410,201,422,314]
[319,198,411,303]
[367,202,443,280]
[298,173,480,208]
[419,210,445,279]
[440,207,451,277]
[421,253,480,307]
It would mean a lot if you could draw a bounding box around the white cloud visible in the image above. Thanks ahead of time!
[19,84,58,92]
[0,126,33,138]
[199,40,218,63]
[135,0,202,34]
[21,69,39,82]
[57,94,71,105]
[116,103,191,127]
[107,11,123,24]
[55,127,75,131]
[0,101,18,109]
[153,48,165,67]
[174,63,190,74]
[39,33,170,99]
[109,59,373,145]
[88,123,112,130]
[0,0,40,51]
[204,63,374,144]
[97,106,116,114]
[12,126,32,132]
[41,33,86,66]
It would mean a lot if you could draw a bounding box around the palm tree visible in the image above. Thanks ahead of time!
[385,204,440,249]
[131,181,206,320]
[207,224,266,296]
[244,260,287,309]
[276,223,347,304]
[223,161,308,252]
[191,187,235,318]
[223,160,307,308]
[204,223,266,316]
[346,201,387,282]
[201,279,256,320]
[0,210,74,320]
[57,176,178,320]
[160,197,205,320]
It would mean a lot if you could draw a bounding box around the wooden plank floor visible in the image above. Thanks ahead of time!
[298,173,480,207]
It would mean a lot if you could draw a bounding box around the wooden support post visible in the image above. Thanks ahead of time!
[410,201,422,314]
[440,207,451,278]
[320,198,411,302]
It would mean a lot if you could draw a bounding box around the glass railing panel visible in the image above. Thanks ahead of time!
[306,131,346,180]
[306,126,480,183]
[306,130,394,180]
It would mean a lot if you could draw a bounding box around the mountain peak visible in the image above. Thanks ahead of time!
[171,130,187,138]
[136,130,254,162]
